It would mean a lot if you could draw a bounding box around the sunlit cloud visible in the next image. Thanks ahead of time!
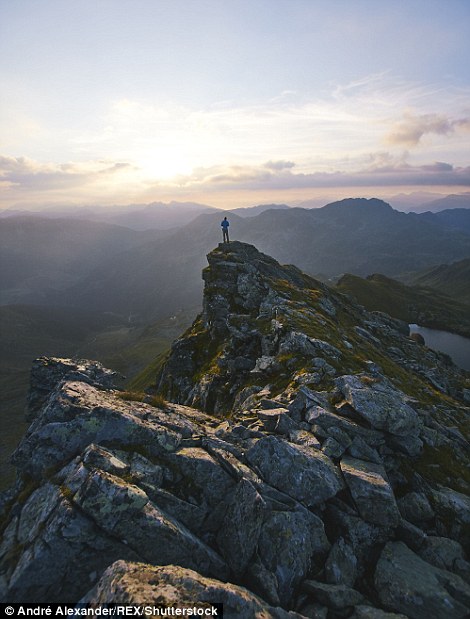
[385,112,470,146]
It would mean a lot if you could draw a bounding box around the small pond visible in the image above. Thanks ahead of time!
[409,324,470,371]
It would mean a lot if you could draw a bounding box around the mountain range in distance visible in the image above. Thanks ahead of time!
[2,198,470,321]
[2,191,470,231]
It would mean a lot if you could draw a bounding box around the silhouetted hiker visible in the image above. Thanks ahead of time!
[221,216,230,243]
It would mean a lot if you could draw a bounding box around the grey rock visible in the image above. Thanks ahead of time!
[287,429,321,449]
[245,435,344,506]
[216,479,266,576]
[335,375,419,436]
[26,356,120,421]
[72,467,229,580]
[4,493,139,602]
[324,537,358,587]
[245,558,281,607]
[375,541,470,619]
[258,509,330,606]
[387,433,423,457]
[417,536,465,571]
[321,437,346,458]
[13,381,184,479]
[297,602,328,619]
[430,485,470,546]
[397,492,434,524]
[348,436,382,464]
[306,405,385,446]
[280,331,342,360]
[395,519,427,551]
[257,408,299,435]
[351,607,408,618]
[167,446,235,507]
[340,456,400,527]
[80,560,304,618]
[301,580,364,609]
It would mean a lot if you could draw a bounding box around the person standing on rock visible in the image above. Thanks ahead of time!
[221,216,230,243]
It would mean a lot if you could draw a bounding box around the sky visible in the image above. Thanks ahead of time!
[1,0,470,210]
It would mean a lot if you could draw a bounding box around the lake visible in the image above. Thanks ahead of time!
[409,324,470,371]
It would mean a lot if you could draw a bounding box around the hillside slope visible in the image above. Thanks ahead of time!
[400,258,470,306]
[336,272,470,338]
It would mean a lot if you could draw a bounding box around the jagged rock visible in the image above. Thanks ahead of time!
[287,429,321,449]
[216,479,266,576]
[340,456,400,527]
[321,437,346,459]
[245,435,344,506]
[13,381,186,479]
[417,536,465,571]
[166,447,235,507]
[306,405,385,447]
[257,408,299,435]
[351,607,408,619]
[324,537,358,587]
[26,356,121,421]
[70,466,229,579]
[1,488,140,602]
[258,509,330,606]
[395,519,427,551]
[301,580,364,610]
[326,504,392,577]
[297,602,328,619]
[347,435,382,464]
[80,560,304,618]
[335,375,420,436]
[246,558,282,607]
[280,331,342,361]
[397,491,434,524]
[430,484,470,547]
[375,541,470,619]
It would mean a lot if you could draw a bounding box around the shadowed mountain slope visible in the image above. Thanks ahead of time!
[337,272,470,338]
[400,258,470,306]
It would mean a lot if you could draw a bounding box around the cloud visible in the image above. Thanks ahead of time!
[0,155,134,191]
[264,160,296,171]
[156,156,470,193]
[385,112,470,146]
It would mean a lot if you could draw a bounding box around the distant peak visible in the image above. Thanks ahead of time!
[323,198,393,211]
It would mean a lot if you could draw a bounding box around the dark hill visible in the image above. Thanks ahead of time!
[400,258,470,305]
[417,208,470,235]
[0,216,159,305]
[337,272,470,338]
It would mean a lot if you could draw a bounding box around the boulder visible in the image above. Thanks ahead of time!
[340,456,400,527]
[216,479,266,576]
[417,536,465,571]
[257,408,299,435]
[301,580,364,609]
[80,560,304,618]
[13,381,184,479]
[397,491,434,524]
[375,541,470,619]
[335,375,419,436]
[324,537,358,587]
[258,509,330,606]
[245,435,344,506]
[351,607,408,618]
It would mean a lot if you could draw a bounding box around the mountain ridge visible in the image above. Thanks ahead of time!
[1,241,469,616]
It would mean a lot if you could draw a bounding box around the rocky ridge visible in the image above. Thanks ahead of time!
[1,241,469,618]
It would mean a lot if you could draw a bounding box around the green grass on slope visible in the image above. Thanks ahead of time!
[337,273,470,338]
